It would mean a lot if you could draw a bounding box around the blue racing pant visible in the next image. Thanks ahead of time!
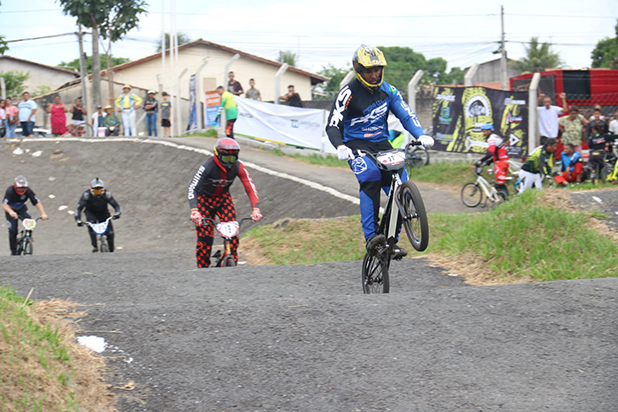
[349,156,408,240]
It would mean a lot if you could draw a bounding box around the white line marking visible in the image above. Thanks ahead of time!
[592,196,603,204]
[11,137,360,206]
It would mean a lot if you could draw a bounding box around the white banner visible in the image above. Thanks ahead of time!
[235,97,328,151]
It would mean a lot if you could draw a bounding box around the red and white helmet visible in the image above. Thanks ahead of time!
[14,175,28,195]
[214,138,240,169]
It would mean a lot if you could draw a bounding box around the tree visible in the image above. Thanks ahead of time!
[0,36,7,55]
[0,2,7,55]
[313,64,351,99]
[278,50,298,67]
[58,55,131,73]
[0,70,30,97]
[58,0,147,109]
[156,33,191,52]
[591,20,618,68]
[515,37,564,73]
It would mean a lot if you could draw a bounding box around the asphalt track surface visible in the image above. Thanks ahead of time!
[1,137,617,412]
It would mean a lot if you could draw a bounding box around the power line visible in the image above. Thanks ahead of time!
[6,32,87,43]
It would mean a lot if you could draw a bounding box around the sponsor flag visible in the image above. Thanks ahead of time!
[431,86,529,157]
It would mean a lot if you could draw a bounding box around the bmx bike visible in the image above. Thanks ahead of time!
[80,216,117,253]
[461,164,508,209]
[201,217,253,267]
[15,216,42,255]
[357,142,429,294]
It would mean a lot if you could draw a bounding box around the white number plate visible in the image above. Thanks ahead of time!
[376,150,405,167]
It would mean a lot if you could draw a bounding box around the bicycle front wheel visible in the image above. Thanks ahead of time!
[75,123,95,137]
[400,180,429,252]
[362,250,390,294]
[461,183,483,207]
[222,256,236,267]
[23,238,33,255]
[99,238,109,253]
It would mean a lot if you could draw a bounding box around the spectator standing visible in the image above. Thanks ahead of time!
[160,91,172,137]
[115,85,142,136]
[587,124,611,184]
[4,97,18,138]
[609,108,618,135]
[18,92,37,137]
[227,71,244,96]
[0,99,5,138]
[280,85,303,107]
[558,106,588,153]
[216,86,238,138]
[246,78,262,101]
[91,105,106,134]
[586,108,608,141]
[46,96,68,136]
[103,105,121,136]
[144,90,158,137]
[68,98,87,135]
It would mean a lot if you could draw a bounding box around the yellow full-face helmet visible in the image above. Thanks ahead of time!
[352,45,387,90]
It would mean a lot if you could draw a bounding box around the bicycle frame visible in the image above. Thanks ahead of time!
[357,147,415,248]
[16,217,41,255]
[201,217,253,267]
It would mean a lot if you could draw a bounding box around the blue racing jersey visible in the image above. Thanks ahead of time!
[326,79,424,148]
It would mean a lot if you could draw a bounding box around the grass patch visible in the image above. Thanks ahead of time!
[244,191,618,283]
[0,287,115,411]
[186,129,218,138]
[408,161,475,186]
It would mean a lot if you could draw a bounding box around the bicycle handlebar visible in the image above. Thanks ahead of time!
[200,216,254,228]
[82,216,114,228]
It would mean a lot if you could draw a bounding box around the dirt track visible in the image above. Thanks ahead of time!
[1,137,617,412]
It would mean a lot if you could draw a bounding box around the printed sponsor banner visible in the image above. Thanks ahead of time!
[187,75,198,131]
[204,90,221,128]
[431,86,529,158]
[235,97,326,150]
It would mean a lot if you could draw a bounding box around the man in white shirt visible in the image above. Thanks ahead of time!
[609,108,618,135]
[537,92,567,142]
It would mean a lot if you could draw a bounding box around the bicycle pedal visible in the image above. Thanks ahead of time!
[392,255,403,261]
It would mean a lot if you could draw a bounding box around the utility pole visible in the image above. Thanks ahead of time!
[77,26,89,112]
[500,5,508,90]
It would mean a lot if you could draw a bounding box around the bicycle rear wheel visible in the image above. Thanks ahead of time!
[23,238,33,255]
[461,183,483,207]
[362,249,390,294]
[400,180,429,252]
[222,256,236,267]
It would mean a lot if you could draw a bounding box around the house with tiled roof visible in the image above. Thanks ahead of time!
[103,38,328,102]
[0,55,79,96]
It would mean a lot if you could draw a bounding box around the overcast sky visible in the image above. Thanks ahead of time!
[2,0,617,76]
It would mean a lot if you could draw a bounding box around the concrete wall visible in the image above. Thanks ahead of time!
[110,44,313,103]
[464,58,522,85]
[0,58,78,96]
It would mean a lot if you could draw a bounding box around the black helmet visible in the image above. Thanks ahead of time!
[214,138,240,169]
[90,178,105,196]
[352,45,387,91]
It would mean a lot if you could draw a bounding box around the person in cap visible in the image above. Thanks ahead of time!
[91,105,107,133]
[325,44,434,258]
[144,90,158,137]
[115,84,142,136]
[103,105,121,136]
[75,178,121,253]
[2,175,48,255]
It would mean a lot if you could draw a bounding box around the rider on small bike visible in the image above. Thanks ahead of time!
[476,123,509,196]
[75,178,122,252]
[2,175,48,255]
[325,45,433,257]
[188,138,263,268]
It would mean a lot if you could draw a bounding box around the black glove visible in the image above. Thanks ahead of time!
[76,220,83,227]
[113,213,121,220]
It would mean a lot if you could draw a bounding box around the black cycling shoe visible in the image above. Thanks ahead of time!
[392,245,408,260]
[365,234,386,255]
[92,247,98,253]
